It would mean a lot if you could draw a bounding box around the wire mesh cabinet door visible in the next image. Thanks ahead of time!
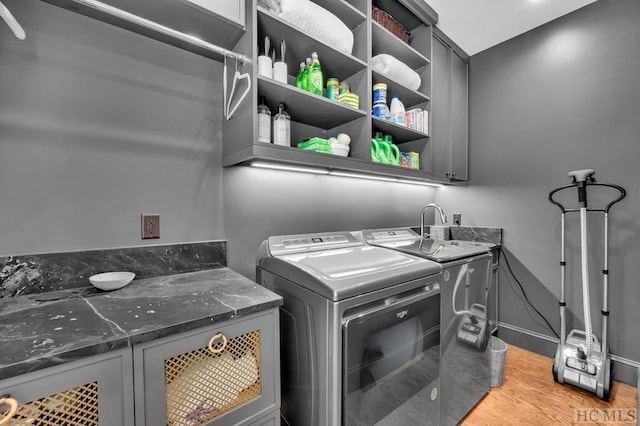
[133,308,280,426]
[0,348,134,426]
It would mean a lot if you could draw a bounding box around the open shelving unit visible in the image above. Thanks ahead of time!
[222,0,448,184]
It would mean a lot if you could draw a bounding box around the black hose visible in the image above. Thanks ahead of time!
[500,250,560,339]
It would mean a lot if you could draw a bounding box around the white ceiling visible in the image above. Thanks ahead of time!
[425,0,598,56]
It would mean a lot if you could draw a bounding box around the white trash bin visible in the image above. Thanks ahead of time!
[489,336,507,387]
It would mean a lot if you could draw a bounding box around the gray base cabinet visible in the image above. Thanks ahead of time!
[134,309,280,426]
[0,309,280,426]
[0,349,134,426]
[248,410,281,426]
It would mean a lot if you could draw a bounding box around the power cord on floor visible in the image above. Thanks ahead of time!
[500,249,560,339]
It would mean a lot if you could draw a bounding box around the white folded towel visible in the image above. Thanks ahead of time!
[279,0,354,55]
[371,54,421,91]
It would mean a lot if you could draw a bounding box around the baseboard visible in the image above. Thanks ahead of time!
[497,322,639,387]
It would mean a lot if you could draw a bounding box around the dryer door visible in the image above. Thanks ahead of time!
[342,282,441,425]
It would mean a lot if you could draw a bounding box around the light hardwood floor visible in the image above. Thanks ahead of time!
[461,345,637,425]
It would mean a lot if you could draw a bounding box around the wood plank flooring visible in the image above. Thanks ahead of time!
[460,345,637,425]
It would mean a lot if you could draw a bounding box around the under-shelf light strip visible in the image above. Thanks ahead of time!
[249,162,442,187]
[250,162,329,174]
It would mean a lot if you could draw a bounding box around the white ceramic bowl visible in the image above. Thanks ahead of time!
[89,271,135,291]
[331,144,350,157]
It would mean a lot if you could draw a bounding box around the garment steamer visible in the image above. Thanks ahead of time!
[548,169,626,400]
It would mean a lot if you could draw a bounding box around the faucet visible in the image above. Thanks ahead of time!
[420,203,447,238]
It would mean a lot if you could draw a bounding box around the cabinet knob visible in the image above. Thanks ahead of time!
[451,172,456,177]
[445,172,450,177]
[208,332,229,354]
[0,396,19,424]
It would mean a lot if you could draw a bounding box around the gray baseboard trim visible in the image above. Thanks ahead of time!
[498,321,640,387]
[498,321,558,343]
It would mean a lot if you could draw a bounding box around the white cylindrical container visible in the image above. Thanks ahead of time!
[390,95,406,126]
[273,61,288,84]
[258,55,273,78]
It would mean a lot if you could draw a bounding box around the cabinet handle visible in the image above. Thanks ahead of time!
[451,172,456,177]
[0,396,18,424]
[208,332,229,354]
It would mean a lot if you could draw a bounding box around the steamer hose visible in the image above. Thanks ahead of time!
[580,207,593,357]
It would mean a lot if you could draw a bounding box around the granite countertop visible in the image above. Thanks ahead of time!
[0,268,282,381]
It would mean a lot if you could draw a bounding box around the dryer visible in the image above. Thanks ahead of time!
[256,231,442,426]
[359,227,496,426]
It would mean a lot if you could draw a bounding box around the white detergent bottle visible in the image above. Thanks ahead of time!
[390,95,406,126]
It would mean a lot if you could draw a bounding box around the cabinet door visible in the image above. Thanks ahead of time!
[0,349,134,426]
[450,49,469,181]
[247,408,281,426]
[431,35,452,179]
[134,309,280,426]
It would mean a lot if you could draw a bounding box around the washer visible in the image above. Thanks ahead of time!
[256,231,442,426]
[359,227,495,426]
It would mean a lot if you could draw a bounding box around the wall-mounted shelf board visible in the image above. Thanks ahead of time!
[372,117,429,143]
[223,143,438,182]
[43,0,245,62]
[258,77,366,128]
[371,21,429,69]
[310,0,367,29]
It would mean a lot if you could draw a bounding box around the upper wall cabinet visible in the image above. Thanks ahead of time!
[431,29,469,181]
[222,0,454,184]
[39,0,468,183]
[43,0,246,59]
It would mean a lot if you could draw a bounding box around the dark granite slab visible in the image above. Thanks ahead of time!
[0,268,282,381]
[411,226,503,246]
[0,241,226,298]
[449,226,503,246]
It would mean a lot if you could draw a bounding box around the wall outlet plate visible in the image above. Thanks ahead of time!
[453,213,462,226]
[141,214,160,239]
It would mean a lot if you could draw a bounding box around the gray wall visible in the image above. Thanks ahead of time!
[223,167,436,279]
[437,0,640,382]
[0,0,225,256]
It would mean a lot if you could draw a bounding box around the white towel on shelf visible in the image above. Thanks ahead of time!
[279,0,354,55]
[371,53,421,91]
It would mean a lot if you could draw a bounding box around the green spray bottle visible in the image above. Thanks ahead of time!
[309,52,324,96]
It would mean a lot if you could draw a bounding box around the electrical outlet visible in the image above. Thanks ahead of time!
[453,213,462,226]
[141,214,160,239]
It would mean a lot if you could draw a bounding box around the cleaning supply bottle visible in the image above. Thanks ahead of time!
[295,62,305,89]
[372,102,391,121]
[309,52,324,96]
[390,95,406,126]
[301,57,312,92]
[273,102,291,146]
[257,96,271,143]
